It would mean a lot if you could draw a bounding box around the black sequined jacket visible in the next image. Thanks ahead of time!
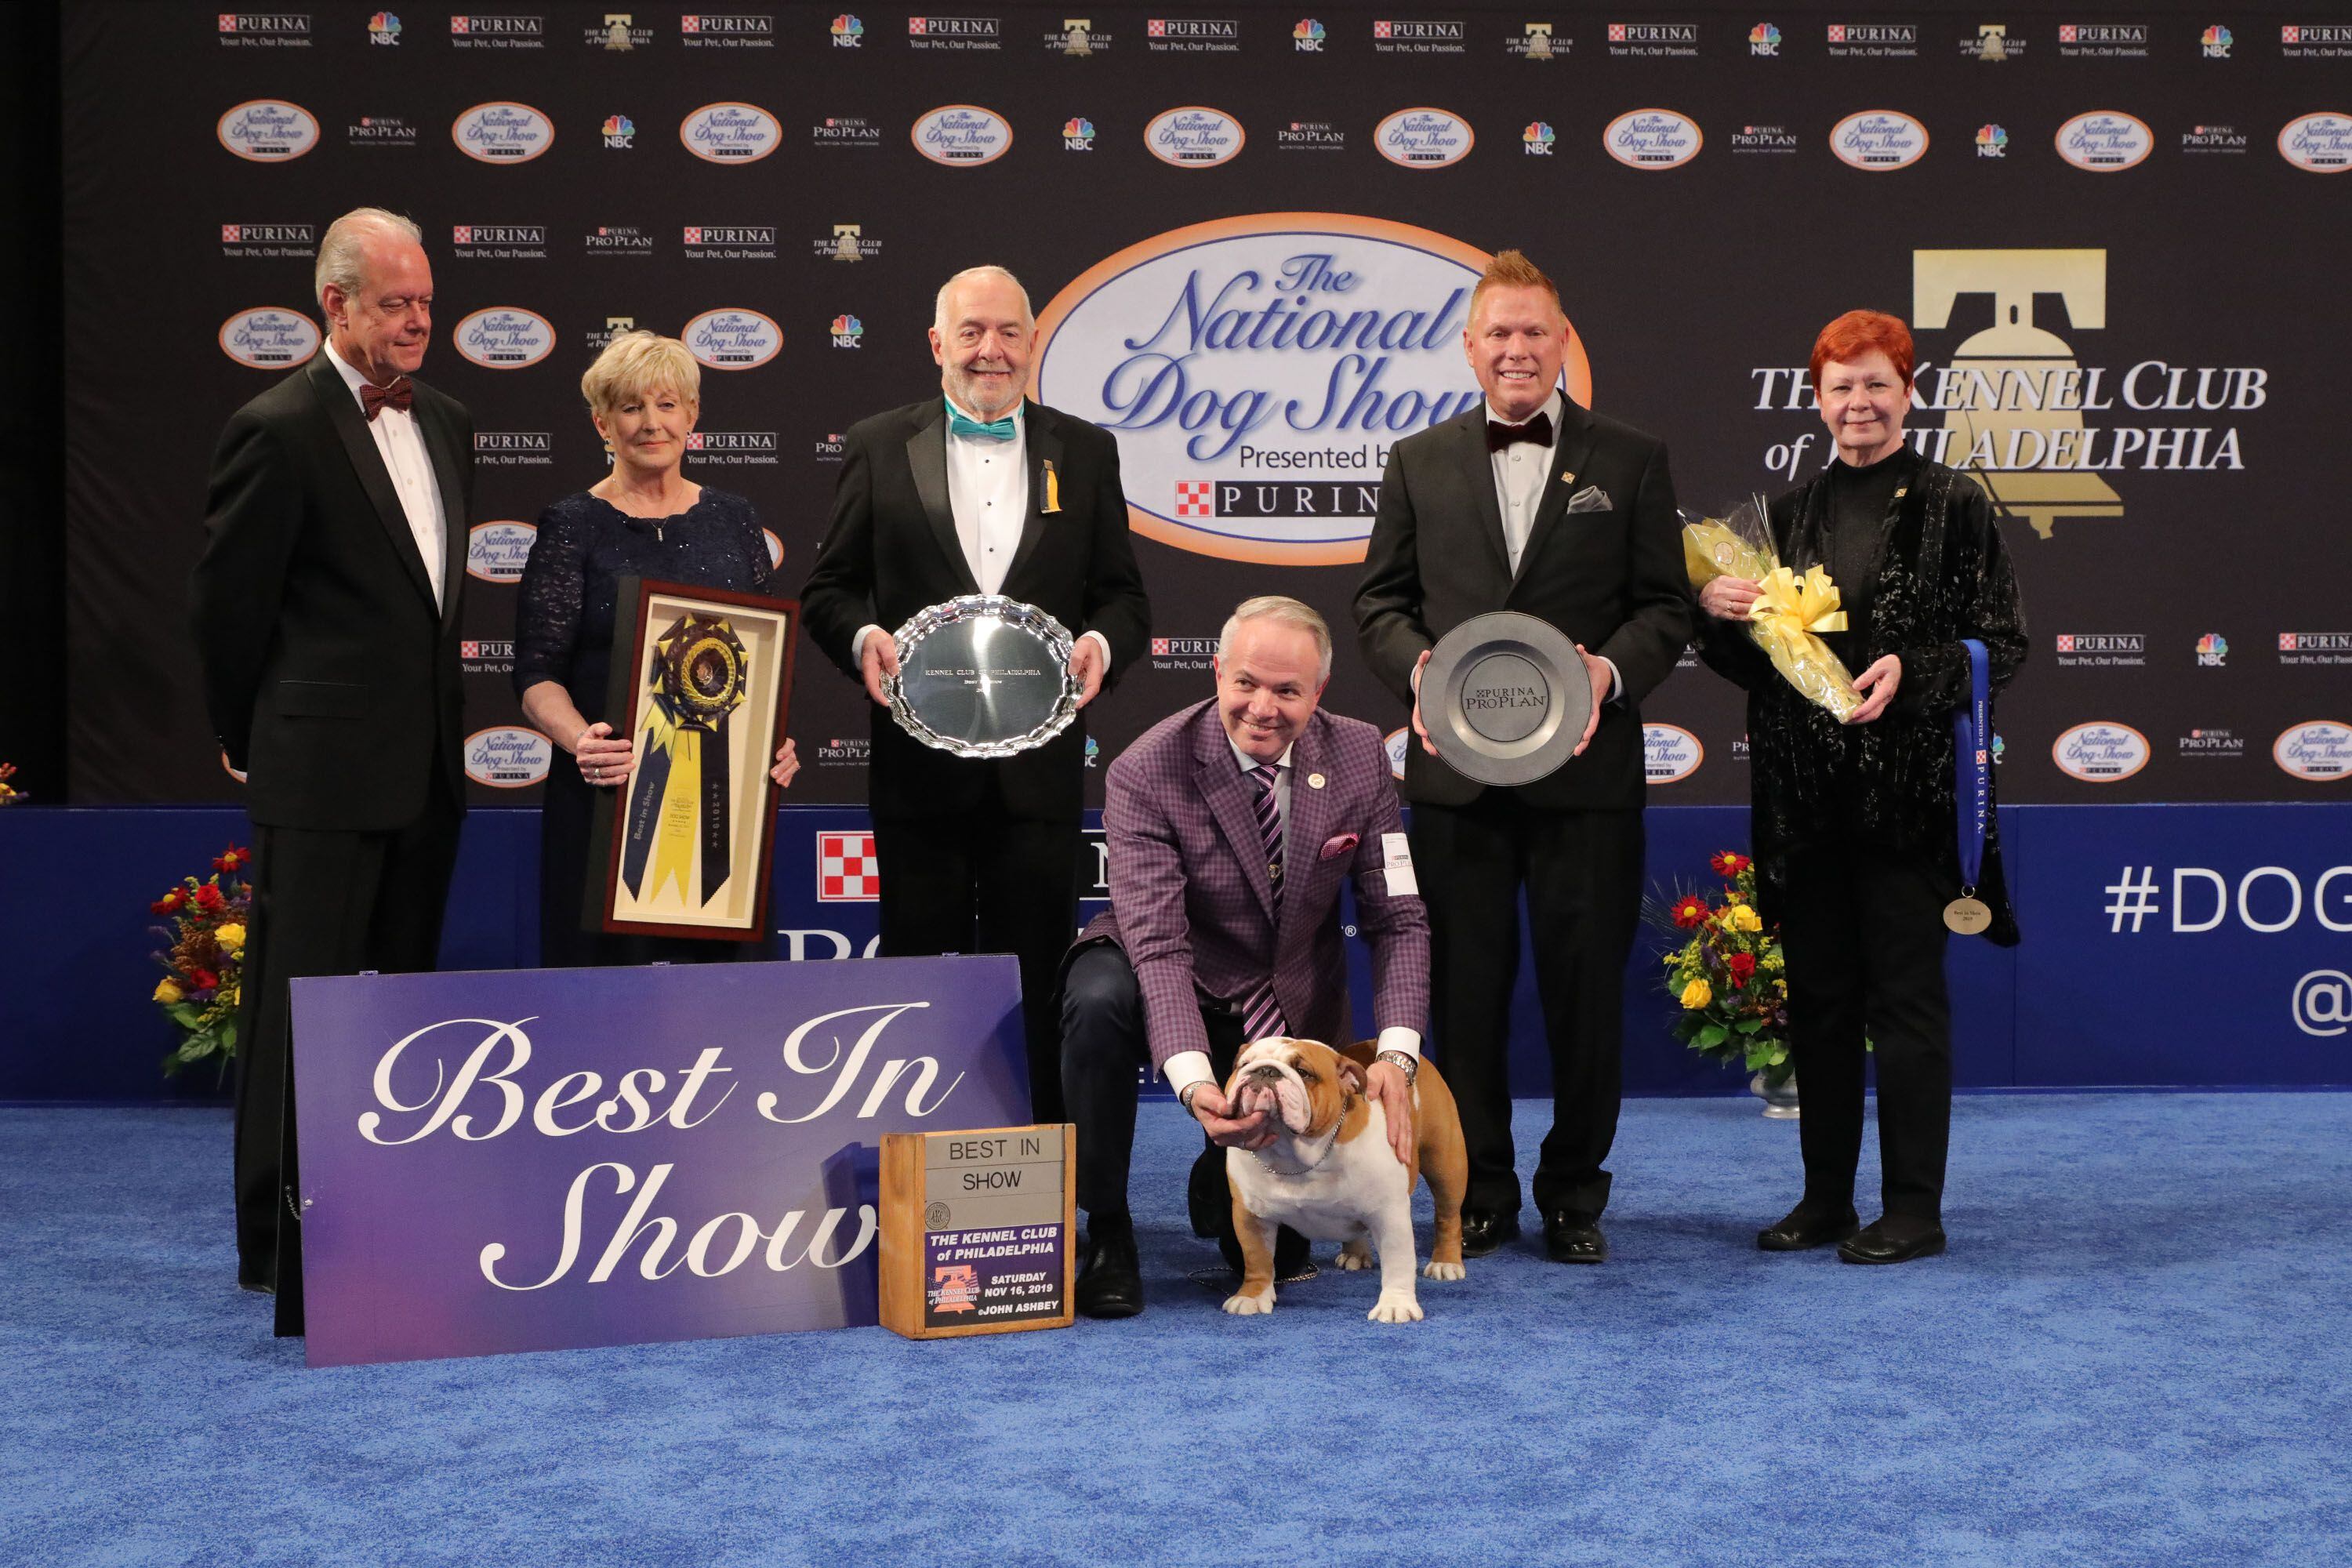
[1695,456,2028,946]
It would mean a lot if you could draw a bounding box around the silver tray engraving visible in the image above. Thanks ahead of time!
[885,594,1080,758]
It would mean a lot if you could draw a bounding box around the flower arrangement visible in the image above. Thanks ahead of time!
[1647,851,1793,1087]
[150,845,252,1078]
[0,762,22,803]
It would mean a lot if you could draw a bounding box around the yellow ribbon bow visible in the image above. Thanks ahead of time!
[1747,564,1860,719]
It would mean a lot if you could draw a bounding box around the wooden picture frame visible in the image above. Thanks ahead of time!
[585,575,797,942]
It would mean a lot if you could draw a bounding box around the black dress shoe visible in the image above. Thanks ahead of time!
[1186,1145,1227,1239]
[1074,1226,1144,1318]
[1837,1215,1947,1265]
[1541,1210,1608,1265]
[1756,1202,1861,1252]
[1458,1210,1520,1258]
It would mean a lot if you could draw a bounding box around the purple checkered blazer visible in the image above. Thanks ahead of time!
[1076,700,1431,1073]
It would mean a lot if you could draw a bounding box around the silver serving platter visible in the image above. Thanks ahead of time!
[1420,611,1590,787]
[885,594,1080,758]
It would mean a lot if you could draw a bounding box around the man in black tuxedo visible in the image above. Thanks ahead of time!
[1355,249,1690,1265]
[801,266,1150,1122]
[191,209,472,1334]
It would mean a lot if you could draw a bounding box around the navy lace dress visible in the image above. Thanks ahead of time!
[512,488,775,967]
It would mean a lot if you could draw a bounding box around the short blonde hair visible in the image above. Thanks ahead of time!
[580,331,701,419]
[1218,595,1333,684]
[314,207,423,308]
[1468,249,1564,323]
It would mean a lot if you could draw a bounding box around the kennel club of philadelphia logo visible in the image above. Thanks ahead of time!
[1033,213,1590,564]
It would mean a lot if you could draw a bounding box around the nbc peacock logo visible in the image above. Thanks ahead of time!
[1748,22,1780,56]
[1062,116,1095,151]
[2201,24,2232,58]
[830,13,862,46]
[602,114,634,147]
[829,314,864,348]
[1976,123,2008,158]
[368,12,401,45]
[1293,17,1325,51]
[1523,121,1555,155]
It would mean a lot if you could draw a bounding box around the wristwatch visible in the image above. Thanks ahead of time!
[1374,1050,1419,1085]
[1178,1082,1205,1116]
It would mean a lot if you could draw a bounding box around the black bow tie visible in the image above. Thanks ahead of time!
[1486,411,1553,452]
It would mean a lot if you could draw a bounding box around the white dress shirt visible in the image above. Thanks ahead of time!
[325,338,446,612]
[849,397,1112,671]
[1163,739,1423,1103]
[1484,390,1620,702]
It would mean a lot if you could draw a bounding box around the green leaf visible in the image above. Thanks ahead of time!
[1695,1023,1729,1049]
[165,1004,205,1029]
[1734,1017,1766,1034]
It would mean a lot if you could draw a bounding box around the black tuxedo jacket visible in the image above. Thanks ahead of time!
[191,354,474,830]
[800,397,1151,822]
[1355,397,1691,811]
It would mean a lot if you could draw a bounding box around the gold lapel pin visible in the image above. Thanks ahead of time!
[1307,772,1326,789]
[1560,469,1577,485]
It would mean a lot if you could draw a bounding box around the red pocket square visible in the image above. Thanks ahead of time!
[1319,833,1359,860]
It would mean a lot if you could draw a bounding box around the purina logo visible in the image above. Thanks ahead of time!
[464,728,553,789]
[2052,721,2150,782]
[1149,635,1220,669]
[459,640,515,674]
[2201,25,2233,57]
[684,431,780,466]
[684,308,784,370]
[2274,721,2352,782]
[217,101,319,162]
[218,308,321,368]
[1826,21,1918,54]
[1033,212,1541,564]
[1605,110,1704,169]
[450,224,548,259]
[2053,633,2147,666]
[682,224,780,259]
[829,13,862,46]
[1374,20,1468,53]
[1146,107,1244,168]
[1731,122,1798,153]
[817,831,880,901]
[1610,23,1697,44]
[1148,18,1240,50]
[1294,18,1325,50]
[2280,114,2352,173]
[815,116,882,147]
[2281,24,2352,55]
[681,103,782,163]
[1642,724,1704,784]
[829,314,864,348]
[913,105,1014,165]
[1523,121,1556,154]
[818,223,881,260]
[448,14,545,46]
[217,12,310,45]
[585,223,653,254]
[2177,726,2244,758]
[1279,119,1345,151]
[2278,632,2352,665]
[1749,22,1781,55]
[474,431,554,466]
[452,103,554,165]
[603,114,636,147]
[465,521,538,583]
[347,115,417,147]
[1831,110,1929,170]
[453,307,557,369]
[681,15,775,48]
[1377,108,1473,169]
[815,431,847,460]
[2057,23,2149,57]
[909,16,1001,38]
[2182,123,2249,154]
[220,223,317,257]
[1976,123,2009,157]
[368,12,401,44]
[1062,118,1096,151]
[2057,111,2154,172]
[2195,633,2229,667]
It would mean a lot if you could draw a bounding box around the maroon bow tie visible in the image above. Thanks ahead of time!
[359,377,414,422]
[1486,410,1553,452]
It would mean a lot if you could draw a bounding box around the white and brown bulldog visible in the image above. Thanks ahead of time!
[1221,1036,1469,1323]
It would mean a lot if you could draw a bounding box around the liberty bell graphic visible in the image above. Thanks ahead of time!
[1913,249,2122,539]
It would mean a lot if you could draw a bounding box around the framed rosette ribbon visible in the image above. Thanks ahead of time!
[588,577,797,942]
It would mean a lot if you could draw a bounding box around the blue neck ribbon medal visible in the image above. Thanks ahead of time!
[620,612,747,907]
[1945,639,1994,936]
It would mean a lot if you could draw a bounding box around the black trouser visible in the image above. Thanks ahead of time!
[871,787,1080,1124]
[1410,795,1645,1219]
[236,793,463,1336]
[1779,841,1955,1221]
[1059,942,1306,1276]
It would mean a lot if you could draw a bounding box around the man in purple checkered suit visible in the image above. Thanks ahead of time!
[1059,597,1432,1318]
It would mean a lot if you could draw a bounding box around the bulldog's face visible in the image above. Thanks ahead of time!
[1224,1037,1365,1138]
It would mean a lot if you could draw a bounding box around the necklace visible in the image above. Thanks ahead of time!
[1250,1124,1341,1176]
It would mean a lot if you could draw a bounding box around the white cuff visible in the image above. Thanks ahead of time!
[1374,1026,1421,1062]
[851,623,886,666]
[1080,629,1112,673]
[1162,1051,1215,1105]
[1600,655,1623,703]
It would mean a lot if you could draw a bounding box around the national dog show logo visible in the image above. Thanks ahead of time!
[453,307,557,368]
[465,521,538,582]
[1145,107,1245,167]
[683,308,784,369]
[1604,110,1702,169]
[1831,110,1929,169]
[2056,111,2154,172]
[218,308,321,368]
[681,103,782,163]
[1374,108,1473,169]
[1033,212,1588,564]
[452,102,554,164]
[2052,722,2151,782]
[464,728,554,788]
[217,100,320,162]
[912,105,1014,165]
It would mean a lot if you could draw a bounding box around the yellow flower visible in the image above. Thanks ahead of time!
[1730,904,1763,933]
[220,985,239,1009]
[1680,978,1712,1010]
[213,922,247,954]
[153,979,183,1004]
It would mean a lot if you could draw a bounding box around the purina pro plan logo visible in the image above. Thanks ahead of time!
[818,831,880,900]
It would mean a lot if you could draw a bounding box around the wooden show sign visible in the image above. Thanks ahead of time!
[880,1124,1074,1339]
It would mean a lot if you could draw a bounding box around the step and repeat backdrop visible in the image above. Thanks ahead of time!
[63,3,2352,809]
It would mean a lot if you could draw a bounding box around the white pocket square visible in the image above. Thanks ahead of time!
[1566,484,1613,514]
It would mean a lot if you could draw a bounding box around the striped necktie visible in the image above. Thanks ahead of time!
[1239,762,1286,1041]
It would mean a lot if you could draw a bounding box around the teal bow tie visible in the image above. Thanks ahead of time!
[947,405,1017,442]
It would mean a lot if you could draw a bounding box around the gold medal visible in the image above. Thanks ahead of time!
[1944,896,1992,935]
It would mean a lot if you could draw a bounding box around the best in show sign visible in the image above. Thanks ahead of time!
[290,956,1029,1366]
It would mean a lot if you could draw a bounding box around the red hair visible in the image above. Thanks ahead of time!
[1809,310,1915,393]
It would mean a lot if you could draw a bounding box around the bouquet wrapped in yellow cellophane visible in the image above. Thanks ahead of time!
[1682,496,1863,721]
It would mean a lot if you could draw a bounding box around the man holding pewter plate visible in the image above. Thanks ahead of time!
[800,266,1149,1123]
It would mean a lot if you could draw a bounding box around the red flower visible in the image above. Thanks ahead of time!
[1727,951,1757,981]
[151,891,183,915]
[212,845,249,872]
[193,883,225,913]
[188,967,220,992]
[1670,895,1710,929]
[1711,851,1751,878]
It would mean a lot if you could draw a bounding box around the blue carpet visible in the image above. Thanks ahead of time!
[4,1094,2349,1568]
